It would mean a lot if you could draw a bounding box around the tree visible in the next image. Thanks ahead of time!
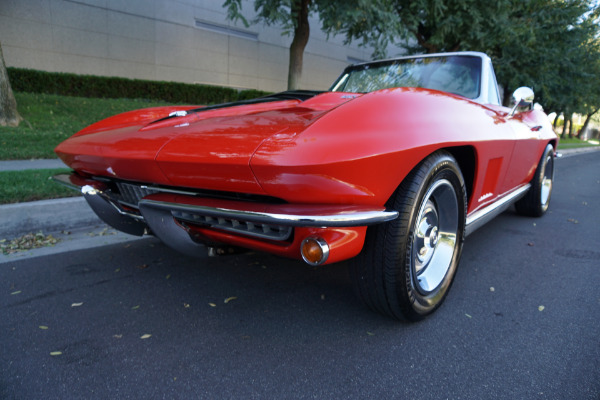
[387,0,599,108]
[0,42,22,127]
[575,38,600,138]
[223,0,396,90]
[390,0,511,55]
[345,0,599,112]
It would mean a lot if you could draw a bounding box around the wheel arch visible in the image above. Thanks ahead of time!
[383,145,476,209]
[443,146,476,205]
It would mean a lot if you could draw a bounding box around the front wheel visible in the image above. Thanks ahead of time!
[351,151,467,321]
[515,144,555,217]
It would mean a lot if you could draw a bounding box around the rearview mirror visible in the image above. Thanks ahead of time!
[510,87,534,115]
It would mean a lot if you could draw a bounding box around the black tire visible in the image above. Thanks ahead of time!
[515,144,555,217]
[350,151,467,321]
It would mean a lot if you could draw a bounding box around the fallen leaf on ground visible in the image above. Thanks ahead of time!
[39,326,49,330]
[71,302,83,307]
[224,297,237,304]
[538,305,545,312]
[113,334,123,339]
[10,291,21,295]
[131,305,140,310]
[490,287,495,292]
[1,232,60,254]
[465,313,473,318]
[184,303,190,308]
[367,332,375,336]
[50,351,62,356]
[165,274,171,279]
[208,303,217,307]
[140,334,152,339]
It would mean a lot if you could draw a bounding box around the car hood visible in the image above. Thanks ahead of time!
[55,91,359,194]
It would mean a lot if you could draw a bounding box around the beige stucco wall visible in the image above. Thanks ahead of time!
[0,0,386,92]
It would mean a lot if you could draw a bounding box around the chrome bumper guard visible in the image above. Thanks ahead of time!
[53,173,399,256]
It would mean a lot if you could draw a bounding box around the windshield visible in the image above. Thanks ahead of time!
[330,56,482,99]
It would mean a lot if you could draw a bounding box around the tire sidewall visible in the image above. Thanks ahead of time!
[397,154,466,318]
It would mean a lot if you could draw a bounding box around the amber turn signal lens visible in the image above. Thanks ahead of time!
[301,237,329,266]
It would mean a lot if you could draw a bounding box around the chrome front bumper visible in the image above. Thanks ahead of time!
[53,173,398,256]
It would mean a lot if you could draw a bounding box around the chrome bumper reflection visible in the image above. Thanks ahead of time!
[138,197,399,228]
[53,174,147,236]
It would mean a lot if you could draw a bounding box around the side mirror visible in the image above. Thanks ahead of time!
[510,87,534,116]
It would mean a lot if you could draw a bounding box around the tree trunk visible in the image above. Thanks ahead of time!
[287,0,311,90]
[553,112,561,129]
[567,115,574,138]
[561,113,570,139]
[579,108,600,139]
[0,42,22,127]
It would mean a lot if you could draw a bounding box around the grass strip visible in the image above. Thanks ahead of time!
[0,168,79,204]
[557,137,599,149]
[0,92,176,160]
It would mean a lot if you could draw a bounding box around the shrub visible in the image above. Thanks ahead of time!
[7,67,271,104]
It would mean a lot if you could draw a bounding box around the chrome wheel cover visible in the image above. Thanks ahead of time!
[413,179,459,294]
[540,154,554,206]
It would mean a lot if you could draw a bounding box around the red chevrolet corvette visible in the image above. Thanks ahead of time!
[54,52,557,320]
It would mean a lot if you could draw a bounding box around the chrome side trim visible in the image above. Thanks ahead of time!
[465,184,531,236]
[138,199,399,228]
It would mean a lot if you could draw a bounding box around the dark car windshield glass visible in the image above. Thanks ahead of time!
[330,56,482,99]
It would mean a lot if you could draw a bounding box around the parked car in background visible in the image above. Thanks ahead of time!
[54,52,557,320]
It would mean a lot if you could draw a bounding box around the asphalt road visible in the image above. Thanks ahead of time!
[2,152,599,400]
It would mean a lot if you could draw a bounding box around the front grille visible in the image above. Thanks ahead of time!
[99,179,292,241]
[172,210,292,241]
[114,182,159,208]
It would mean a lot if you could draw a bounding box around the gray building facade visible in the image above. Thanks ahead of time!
[0,0,387,92]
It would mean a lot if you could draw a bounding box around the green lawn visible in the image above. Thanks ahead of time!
[0,168,78,204]
[556,136,599,149]
[0,92,176,160]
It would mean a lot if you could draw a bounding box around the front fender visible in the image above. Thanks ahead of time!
[251,88,492,206]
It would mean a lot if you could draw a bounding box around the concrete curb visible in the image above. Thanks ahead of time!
[0,196,99,239]
[558,146,600,157]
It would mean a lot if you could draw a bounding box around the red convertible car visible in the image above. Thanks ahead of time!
[54,52,557,320]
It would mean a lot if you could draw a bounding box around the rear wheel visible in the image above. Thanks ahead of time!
[515,144,555,217]
[351,151,467,321]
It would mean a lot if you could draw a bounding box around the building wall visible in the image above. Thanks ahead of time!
[0,0,389,92]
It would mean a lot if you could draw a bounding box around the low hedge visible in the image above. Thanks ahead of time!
[7,67,270,104]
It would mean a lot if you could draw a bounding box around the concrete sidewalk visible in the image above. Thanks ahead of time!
[1,146,599,240]
[0,158,66,172]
